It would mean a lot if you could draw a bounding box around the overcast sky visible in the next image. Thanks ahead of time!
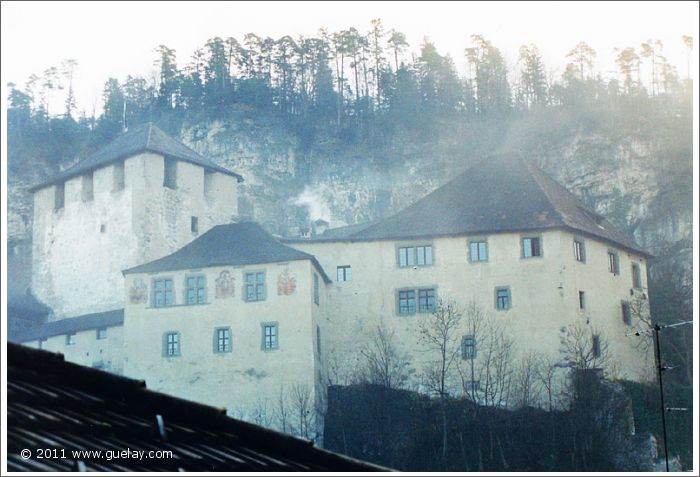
[1,1,697,115]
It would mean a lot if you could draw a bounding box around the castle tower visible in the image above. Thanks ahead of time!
[30,123,243,319]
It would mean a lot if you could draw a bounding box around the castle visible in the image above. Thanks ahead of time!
[12,123,653,438]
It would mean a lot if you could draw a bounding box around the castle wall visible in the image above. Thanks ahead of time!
[122,259,323,434]
[292,229,652,394]
[31,153,239,319]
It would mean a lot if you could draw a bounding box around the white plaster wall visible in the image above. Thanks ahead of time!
[122,259,322,427]
[292,229,651,392]
[31,153,239,319]
[24,325,124,375]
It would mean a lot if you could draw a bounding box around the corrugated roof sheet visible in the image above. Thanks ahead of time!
[285,153,649,256]
[11,309,124,343]
[7,343,389,472]
[123,222,332,282]
[29,123,243,192]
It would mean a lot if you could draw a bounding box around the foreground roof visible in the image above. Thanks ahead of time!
[30,122,243,192]
[10,309,124,343]
[288,153,649,256]
[7,343,388,472]
[124,222,331,282]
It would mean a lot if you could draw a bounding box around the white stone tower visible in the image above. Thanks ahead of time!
[30,123,243,319]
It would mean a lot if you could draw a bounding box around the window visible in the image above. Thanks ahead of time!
[54,182,65,210]
[495,287,511,310]
[416,246,433,266]
[153,278,174,307]
[522,236,542,258]
[337,265,351,282]
[164,158,177,189]
[592,334,601,358]
[113,161,125,191]
[632,263,642,289]
[313,273,320,305]
[462,335,476,359]
[579,291,586,310]
[573,239,586,262]
[398,245,433,267]
[191,216,199,234]
[204,170,215,199]
[244,272,266,302]
[66,333,76,346]
[398,290,416,315]
[622,301,632,325]
[214,327,232,353]
[185,275,206,305]
[96,328,107,340]
[607,250,620,275]
[469,240,488,262]
[418,288,436,312]
[464,380,480,393]
[82,172,94,201]
[262,323,278,350]
[164,332,180,357]
[100,224,106,233]
[316,325,321,355]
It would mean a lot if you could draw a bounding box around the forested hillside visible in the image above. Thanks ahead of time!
[6,23,693,383]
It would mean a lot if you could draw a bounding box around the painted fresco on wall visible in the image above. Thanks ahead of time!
[277,268,297,295]
[215,270,235,298]
[129,278,148,304]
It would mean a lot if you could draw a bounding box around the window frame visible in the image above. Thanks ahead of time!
[184,274,207,305]
[462,335,476,360]
[243,270,267,302]
[397,244,434,268]
[631,262,642,289]
[54,182,65,210]
[213,327,232,354]
[66,333,76,346]
[573,237,586,263]
[96,327,108,340]
[261,322,279,351]
[468,238,489,263]
[592,334,601,358]
[152,277,175,308]
[191,216,199,234]
[336,265,351,283]
[397,288,417,315]
[607,249,620,275]
[621,301,632,326]
[163,158,178,189]
[417,287,437,313]
[494,286,512,311]
[578,291,586,310]
[163,331,181,357]
[521,235,543,259]
[313,273,320,305]
[112,161,125,192]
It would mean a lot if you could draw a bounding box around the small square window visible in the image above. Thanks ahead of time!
[191,216,199,234]
[522,237,542,258]
[153,279,174,307]
[495,287,511,310]
[398,290,417,315]
[469,240,488,262]
[462,335,476,359]
[245,272,266,302]
[100,224,106,233]
[185,275,206,305]
[592,334,601,358]
[164,332,180,357]
[66,333,76,346]
[579,291,585,309]
[418,288,436,313]
[262,323,279,350]
[337,265,351,283]
[164,158,177,189]
[96,328,107,340]
[214,327,232,353]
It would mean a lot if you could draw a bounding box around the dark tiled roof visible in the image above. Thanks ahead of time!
[7,343,389,472]
[287,153,649,256]
[7,288,52,316]
[123,222,332,282]
[11,309,124,343]
[29,123,243,192]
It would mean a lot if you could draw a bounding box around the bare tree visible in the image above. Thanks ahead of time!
[534,353,563,412]
[358,324,411,389]
[275,385,291,434]
[289,382,314,440]
[511,351,541,409]
[559,323,610,370]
